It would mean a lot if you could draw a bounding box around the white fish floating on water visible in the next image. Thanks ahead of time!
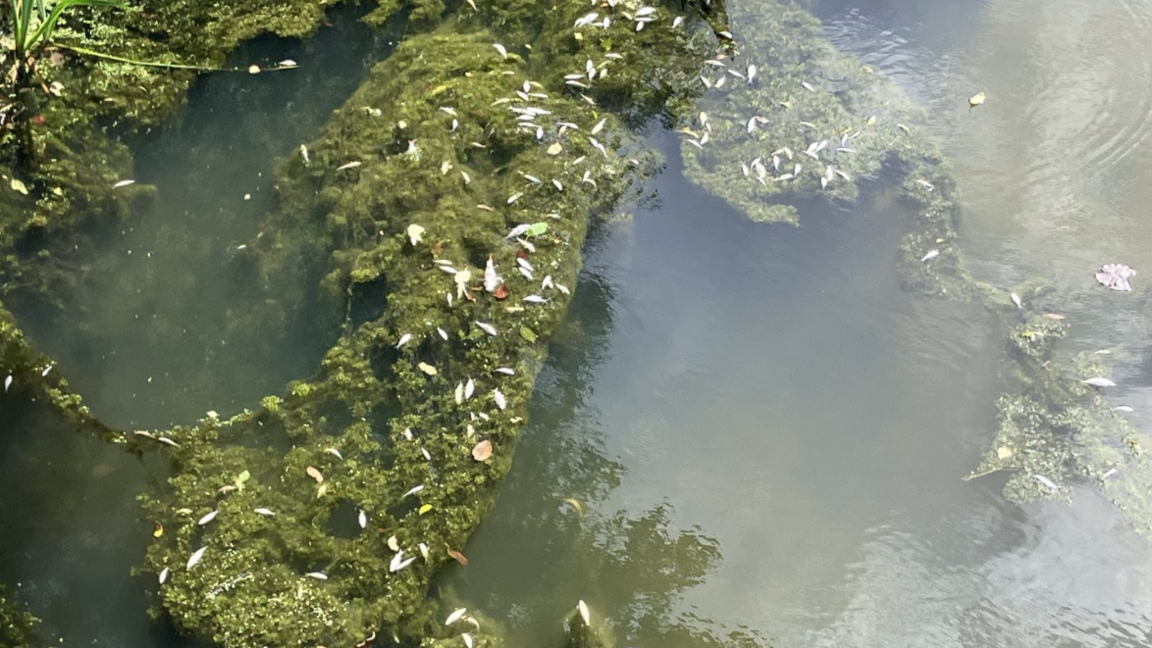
[455,382,465,405]
[747,64,757,84]
[523,294,549,304]
[505,224,530,240]
[403,484,425,498]
[921,249,940,262]
[574,11,598,27]
[3,375,10,393]
[1102,467,1120,479]
[493,389,507,410]
[465,378,476,400]
[494,367,516,375]
[197,510,218,526]
[591,117,607,135]
[476,321,498,336]
[437,327,449,341]
[41,364,52,377]
[1033,474,1059,491]
[1082,377,1116,388]
[325,447,344,460]
[446,608,468,625]
[390,550,416,573]
[158,567,170,585]
[463,633,475,648]
[358,509,368,529]
[305,572,328,580]
[671,15,684,28]
[336,161,361,171]
[1010,293,1022,309]
[1115,405,1135,412]
[396,333,412,349]
[254,508,275,516]
[113,179,136,188]
[493,43,508,59]
[577,600,591,626]
[300,145,311,166]
[186,546,207,570]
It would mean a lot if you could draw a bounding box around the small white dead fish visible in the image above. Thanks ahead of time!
[493,43,508,59]
[4,375,11,392]
[523,294,549,304]
[420,447,431,461]
[541,275,554,290]
[1010,293,1022,309]
[158,437,179,447]
[493,389,507,410]
[186,546,207,570]
[325,447,344,460]
[40,364,52,377]
[1115,405,1135,412]
[446,608,468,625]
[358,509,368,529]
[1033,474,1059,490]
[476,321,498,336]
[574,12,598,27]
[589,137,608,157]
[158,567,170,584]
[484,257,501,292]
[306,572,328,580]
[507,191,523,204]
[801,81,816,92]
[463,633,474,648]
[1082,377,1116,387]
[390,551,417,572]
[113,179,136,188]
[915,179,935,191]
[455,382,465,405]
[505,224,530,240]
[578,600,591,625]
[921,249,940,262]
[465,378,476,400]
[591,117,607,135]
[255,508,275,516]
[396,333,412,349]
[746,64,757,84]
[1102,467,1120,479]
[518,266,534,280]
[300,145,311,166]
[672,15,685,28]
[403,484,425,497]
[197,510,218,526]
[336,161,362,171]
[494,367,516,375]
[552,178,563,191]
[437,327,449,341]
[556,283,570,295]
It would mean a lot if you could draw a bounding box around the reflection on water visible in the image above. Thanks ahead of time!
[5,0,1152,645]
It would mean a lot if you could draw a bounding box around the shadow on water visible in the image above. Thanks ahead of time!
[7,3,407,429]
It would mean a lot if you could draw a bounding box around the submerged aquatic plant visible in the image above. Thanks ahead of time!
[3,0,126,80]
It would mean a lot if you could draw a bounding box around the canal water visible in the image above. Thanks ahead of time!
[3,0,1152,646]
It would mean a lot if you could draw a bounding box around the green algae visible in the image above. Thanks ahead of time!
[131,0,731,642]
[0,584,38,648]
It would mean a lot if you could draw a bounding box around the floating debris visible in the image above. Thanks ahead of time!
[1096,263,1135,291]
[969,91,986,107]
[305,466,324,483]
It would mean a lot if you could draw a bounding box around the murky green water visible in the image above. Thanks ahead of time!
[4,0,1152,646]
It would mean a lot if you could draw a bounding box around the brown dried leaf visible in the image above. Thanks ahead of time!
[447,547,470,566]
[306,465,324,483]
[472,439,493,462]
[493,284,509,300]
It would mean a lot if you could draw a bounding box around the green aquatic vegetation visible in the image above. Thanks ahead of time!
[3,0,125,81]
[0,583,38,648]
[134,0,727,637]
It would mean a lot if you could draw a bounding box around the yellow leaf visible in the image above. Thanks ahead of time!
[969,91,986,107]
[418,362,437,376]
[10,178,27,195]
[306,465,324,483]
[418,504,433,515]
[153,522,164,538]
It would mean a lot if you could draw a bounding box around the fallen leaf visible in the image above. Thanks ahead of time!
[447,547,469,566]
[306,465,324,483]
[493,284,509,300]
[547,142,563,156]
[418,362,438,376]
[520,326,537,342]
[10,178,27,194]
[418,503,433,515]
[153,522,164,538]
[969,91,985,107]
[996,446,1013,460]
[248,64,261,74]
[472,439,493,461]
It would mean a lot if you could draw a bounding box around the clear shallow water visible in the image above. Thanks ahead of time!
[5,0,1152,645]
